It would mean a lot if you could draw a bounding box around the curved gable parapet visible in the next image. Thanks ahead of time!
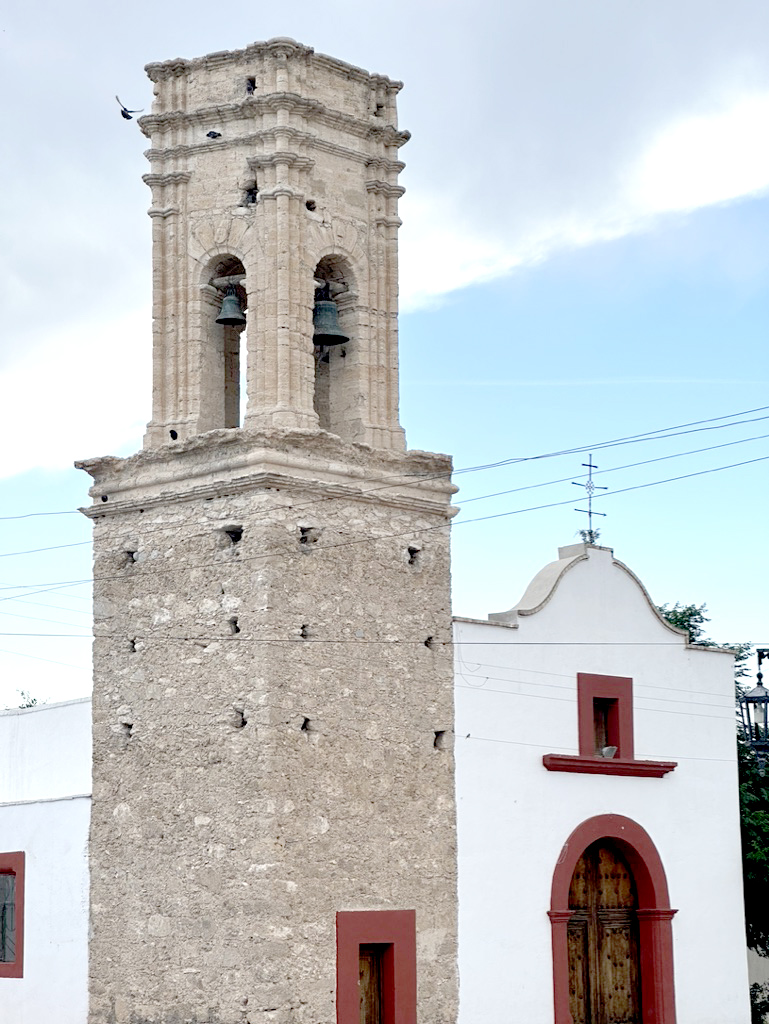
[488,543,591,625]
[610,557,690,642]
[488,543,721,651]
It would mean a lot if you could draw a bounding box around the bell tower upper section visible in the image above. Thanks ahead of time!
[140,37,408,451]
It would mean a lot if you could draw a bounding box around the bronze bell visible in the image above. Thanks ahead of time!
[215,287,247,326]
[313,297,349,346]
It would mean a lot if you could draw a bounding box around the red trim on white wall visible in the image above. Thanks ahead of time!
[336,910,416,1024]
[0,851,24,980]
[549,815,677,1024]
[543,673,677,777]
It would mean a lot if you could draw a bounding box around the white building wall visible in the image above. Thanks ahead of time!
[0,699,91,1024]
[454,544,750,1024]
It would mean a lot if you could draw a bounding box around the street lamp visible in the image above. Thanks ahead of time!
[739,649,769,773]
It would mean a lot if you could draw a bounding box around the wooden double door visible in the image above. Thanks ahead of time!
[568,840,641,1024]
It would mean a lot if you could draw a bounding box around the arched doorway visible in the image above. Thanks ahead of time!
[549,815,677,1024]
[568,840,641,1023]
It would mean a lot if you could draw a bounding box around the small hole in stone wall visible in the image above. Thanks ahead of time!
[121,722,133,738]
[229,617,241,634]
[300,624,310,639]
[224,526,243,544]
[169,430,178,440]
[301,717,310,732]
[242,184,259,206]
[299,526,320,547]
[305,200,316,211]
[407,546,421,566]
[233,706,247,729]
[127,638,136,653]
[123,549,138,567]
[339,347,346,358]
[375,103,384,116]
[434,730,446,750]
[424,636,435,649]
[246,77,256,94]
[101,495,108,503]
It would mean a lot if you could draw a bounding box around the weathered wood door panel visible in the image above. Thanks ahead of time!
[359,944,383,1024]
[568,841,641,1024]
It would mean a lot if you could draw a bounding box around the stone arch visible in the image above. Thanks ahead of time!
[549,814,677,1024]
[198,252,248,430]
[310,249,363,437]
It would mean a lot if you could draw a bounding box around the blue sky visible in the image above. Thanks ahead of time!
[1,0,767,706]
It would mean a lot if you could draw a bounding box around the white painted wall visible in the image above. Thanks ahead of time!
[454,543,751,1024]
[0,699,91,1023]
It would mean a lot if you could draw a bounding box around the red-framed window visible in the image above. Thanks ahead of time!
[0,852,24,979]
[336,910,416,1024]
[543,673,677,778]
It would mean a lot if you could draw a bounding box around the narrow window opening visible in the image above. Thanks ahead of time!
[229,617,241,635]
[407,546,421,566]
[206,256,246,430]
[0,873,17,965]
[312,256,353,435]
[593,697,619,757]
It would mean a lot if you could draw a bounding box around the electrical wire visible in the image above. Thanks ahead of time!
[0,448,766,598]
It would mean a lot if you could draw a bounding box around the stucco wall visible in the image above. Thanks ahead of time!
[0,700,91,1023]
[454,544,750,1024]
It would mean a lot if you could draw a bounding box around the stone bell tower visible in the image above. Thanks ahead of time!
[142,36,407,451]
[78,39,458,1024]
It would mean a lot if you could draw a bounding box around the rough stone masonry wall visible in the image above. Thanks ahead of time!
[82,431,458,1024]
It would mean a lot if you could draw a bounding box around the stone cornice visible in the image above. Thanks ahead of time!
[145,39,402,93]
[79,469,455,521]
[144,132,407,177]
[142,172,192,187]
[247,152,315,171]
[365,180,406,198]
[139,95,409,149]
[76,430,455,518]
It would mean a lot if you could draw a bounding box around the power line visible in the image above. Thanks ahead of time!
[0,449,766,597]
[457,431,769,505]
[1,402,766,525]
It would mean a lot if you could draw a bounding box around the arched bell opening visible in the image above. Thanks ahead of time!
[312,255,357,436]
[200,255,248,430]
[549,815,677,1024]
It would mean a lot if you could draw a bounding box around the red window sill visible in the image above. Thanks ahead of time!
[542,754,677,778]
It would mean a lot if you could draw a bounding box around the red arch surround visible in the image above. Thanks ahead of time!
[549,814,677,1024]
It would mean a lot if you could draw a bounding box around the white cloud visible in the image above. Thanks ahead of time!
[631,91,769,213]
[0,308,151,479]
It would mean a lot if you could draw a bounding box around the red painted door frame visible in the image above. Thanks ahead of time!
[549,815,677,1024]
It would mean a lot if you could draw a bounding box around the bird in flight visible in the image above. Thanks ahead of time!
[116,96,144,120]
